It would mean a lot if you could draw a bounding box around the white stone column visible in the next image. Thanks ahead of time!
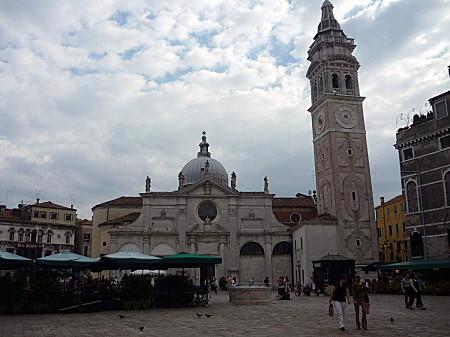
[264,236,273,285]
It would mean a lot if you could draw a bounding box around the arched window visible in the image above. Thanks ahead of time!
[240,242,264,256]
[25,230,31,242]
[37,231,43,243]
[345,75,353,90]
[47,232,52,243]
[410,232,424,257]
[18,230,24,242]
[332,73,340,89]
[272,241,292,255]
[9,230,15,241]
[65,233,71,245]
[444,172,450,206]
[406,181,419,213]
[31,230,37,243]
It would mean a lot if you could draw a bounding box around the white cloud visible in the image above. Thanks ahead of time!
[0,0,449,218]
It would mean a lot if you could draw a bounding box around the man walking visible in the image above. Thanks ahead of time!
[400,273,410,308]
[352,275,369,330]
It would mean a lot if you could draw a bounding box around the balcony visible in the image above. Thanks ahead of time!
[316,36,355,46]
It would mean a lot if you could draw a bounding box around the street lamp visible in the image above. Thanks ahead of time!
[400,169,427,259]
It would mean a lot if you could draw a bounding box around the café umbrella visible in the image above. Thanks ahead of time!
[36,252,100,268]
[0,251,33,269]
[100,251,162,269]
[161,252,222,268]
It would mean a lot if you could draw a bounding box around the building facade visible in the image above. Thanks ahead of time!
[305,0,378,266]
[291,213,338,286]
[272,194,317,227]
[0,201,77,258]
[395,90,450,259]
[375,195,408,262]
[75,219,93,257]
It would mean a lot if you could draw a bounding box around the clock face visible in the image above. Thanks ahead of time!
[335,105,358,129]
[315,111,326,135]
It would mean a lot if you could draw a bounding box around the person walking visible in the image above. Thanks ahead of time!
[401,273,411,309]
[330,274,351,331]
[415,273,426,309]
[408,272,420,309]
[352,275,369,330]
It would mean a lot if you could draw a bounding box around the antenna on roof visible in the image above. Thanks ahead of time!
[35,190,42,203]
[70,195,77,209]
[5,190,12,208]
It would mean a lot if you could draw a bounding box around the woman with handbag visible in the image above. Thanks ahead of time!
[352,275,369,330]
[329,274,351,331]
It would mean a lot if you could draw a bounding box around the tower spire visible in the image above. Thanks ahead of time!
[318,0,341,34]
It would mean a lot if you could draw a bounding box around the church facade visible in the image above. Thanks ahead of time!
[92,134,313,284]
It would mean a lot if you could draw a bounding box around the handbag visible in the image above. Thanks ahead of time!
[362,302,370,315]
[329,303,334,317]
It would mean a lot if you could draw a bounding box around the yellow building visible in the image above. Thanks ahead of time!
[375,195,408,262]
[91,196,142,257]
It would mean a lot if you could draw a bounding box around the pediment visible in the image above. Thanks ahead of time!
[178,179,239,197]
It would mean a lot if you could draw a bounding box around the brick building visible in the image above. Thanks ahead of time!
[395,90,450,259]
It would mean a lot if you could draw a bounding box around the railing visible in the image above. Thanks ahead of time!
[316,36,355,45]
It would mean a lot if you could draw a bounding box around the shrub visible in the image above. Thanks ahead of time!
[28,270,61,305]
[121,275,152,301]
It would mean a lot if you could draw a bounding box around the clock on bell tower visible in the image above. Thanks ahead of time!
[307,0,378,265]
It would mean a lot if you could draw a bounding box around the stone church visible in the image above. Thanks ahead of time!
[92,134,311,284]
[91,0,379,285]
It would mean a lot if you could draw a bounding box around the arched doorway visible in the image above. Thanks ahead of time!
[239,242,265,285]
[272,241,293,285]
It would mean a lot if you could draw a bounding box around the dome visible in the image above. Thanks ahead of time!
[182,156,228,186]
[180,133,228,187]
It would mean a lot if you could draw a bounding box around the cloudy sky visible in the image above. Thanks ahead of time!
[0,0,449,219]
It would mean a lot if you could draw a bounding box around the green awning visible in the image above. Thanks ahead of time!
[0,251,32,269]
[161,252,222,268]
[379,259,450,271]
[36,252,100,268]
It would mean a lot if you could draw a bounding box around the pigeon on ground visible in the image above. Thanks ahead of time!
[118,315,125,319]
[390,317,394,323]
[196,312,203,317]
[205,313,213,318]
[139,327,144,331]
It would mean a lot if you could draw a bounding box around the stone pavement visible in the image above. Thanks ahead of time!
[0,292,449,337]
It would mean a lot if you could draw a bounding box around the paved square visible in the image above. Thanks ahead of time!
[0,293,449,337]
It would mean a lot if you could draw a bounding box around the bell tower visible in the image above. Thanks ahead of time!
[307,0,378,264]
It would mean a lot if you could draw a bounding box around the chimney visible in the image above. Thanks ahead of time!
[380,197,385,205]
[71,204,73,209]
[36,198,40,204]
